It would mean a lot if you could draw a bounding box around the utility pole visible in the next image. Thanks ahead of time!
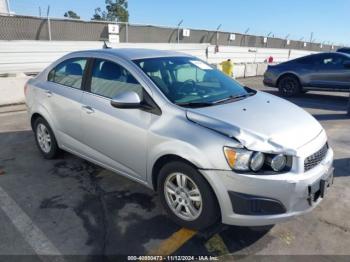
[177,19,183,44]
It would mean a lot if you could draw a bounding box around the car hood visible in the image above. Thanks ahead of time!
[186,91,323,155]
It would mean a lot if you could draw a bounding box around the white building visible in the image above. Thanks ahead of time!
[0,0,10,14]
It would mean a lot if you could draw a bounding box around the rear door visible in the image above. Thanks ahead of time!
[309,53,350,90]
[80,57,154,180]
[43,57,88,151]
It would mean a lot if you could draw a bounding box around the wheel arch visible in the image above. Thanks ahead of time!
[151,154,199,191]
[276,72,302,87]
[30,113,44,130]
[152,154,223,225]
[29,107,59,145]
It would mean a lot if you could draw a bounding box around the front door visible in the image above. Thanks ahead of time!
[310,53,350,90]
[80,58,152,180]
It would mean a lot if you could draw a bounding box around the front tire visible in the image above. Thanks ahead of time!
[278,75,301,97]
[158,161,220,230]
[34,117,60,159]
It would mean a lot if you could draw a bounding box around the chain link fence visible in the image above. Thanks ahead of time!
[0,14,340,51]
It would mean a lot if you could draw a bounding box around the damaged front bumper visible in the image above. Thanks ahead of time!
[199,147,334,227]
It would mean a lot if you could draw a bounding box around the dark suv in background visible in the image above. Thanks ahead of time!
[264,52,350,96]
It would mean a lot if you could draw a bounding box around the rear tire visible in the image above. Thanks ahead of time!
[158,161,220,230]
[34,117,60,159]
[278,75,301,97]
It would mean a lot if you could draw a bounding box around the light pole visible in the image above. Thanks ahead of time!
[177,19,183,44]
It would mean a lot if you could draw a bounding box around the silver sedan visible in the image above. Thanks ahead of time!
[25,48,334,230]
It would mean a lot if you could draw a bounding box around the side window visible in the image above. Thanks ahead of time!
[90,59,143,99]
[48,58,87,89]
[319,54,344,68]
[295,56,316,65]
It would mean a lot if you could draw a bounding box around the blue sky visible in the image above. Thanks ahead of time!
[9,0,350,45]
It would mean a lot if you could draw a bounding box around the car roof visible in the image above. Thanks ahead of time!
[70,48,193,60]
[296,52,350,58]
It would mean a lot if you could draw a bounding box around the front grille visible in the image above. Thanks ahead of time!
[304,143,329,172]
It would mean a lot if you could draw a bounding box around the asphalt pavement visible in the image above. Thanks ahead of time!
[0,77,349,261]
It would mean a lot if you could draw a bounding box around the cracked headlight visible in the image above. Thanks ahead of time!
[224,147,254,171]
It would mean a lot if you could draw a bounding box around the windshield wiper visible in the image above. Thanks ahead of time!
[213,92,255,104]
[176,92,255,108]
[175,102,215,108]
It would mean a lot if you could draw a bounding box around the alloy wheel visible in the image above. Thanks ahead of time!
[164,173,203,221]
[36,123,52,153]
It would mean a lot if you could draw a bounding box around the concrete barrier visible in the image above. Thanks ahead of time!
[0,75,31,105]
[233,64,246,78]
[244,63,258,77]
[257,63,269,76]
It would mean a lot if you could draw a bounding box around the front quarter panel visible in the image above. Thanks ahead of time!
[146,109,239,186]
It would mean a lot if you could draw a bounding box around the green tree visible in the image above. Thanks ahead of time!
[91,8,104,20]
[64,10,80,19]
[91,0,129,22]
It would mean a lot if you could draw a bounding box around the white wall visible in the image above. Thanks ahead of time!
[0,41,320,106]
[0,41,210,74]
[207,45,316,64]
[0,40,316,74]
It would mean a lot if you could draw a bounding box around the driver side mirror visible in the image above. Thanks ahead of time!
[111,91,141,109]
[343,61,350,69]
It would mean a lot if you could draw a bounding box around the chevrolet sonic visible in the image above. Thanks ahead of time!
[25,48,334,230]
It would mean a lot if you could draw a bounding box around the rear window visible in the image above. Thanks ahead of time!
[48,58,87,89]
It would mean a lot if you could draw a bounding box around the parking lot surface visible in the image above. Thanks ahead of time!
[0,77,349,260]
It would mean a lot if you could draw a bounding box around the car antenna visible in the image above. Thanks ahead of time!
[103,40,112,49]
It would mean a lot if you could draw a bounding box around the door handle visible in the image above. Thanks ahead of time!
[45,90,53,97]
[82,105,95,114]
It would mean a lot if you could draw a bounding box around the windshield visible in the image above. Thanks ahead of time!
[133,57,254,107]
